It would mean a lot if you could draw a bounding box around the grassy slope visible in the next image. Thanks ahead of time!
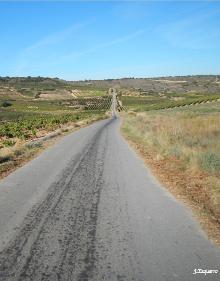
[122,102,220,244]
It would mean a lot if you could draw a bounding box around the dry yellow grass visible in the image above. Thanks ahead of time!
[123,111,220,174]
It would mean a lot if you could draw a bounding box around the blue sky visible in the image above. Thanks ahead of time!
[0,1,220,80]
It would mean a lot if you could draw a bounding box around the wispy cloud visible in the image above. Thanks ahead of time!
[156,9,220,50]
[14,27,146,75]
[60,28,145,61]
[24,22,90,54]
[14,20,94,75]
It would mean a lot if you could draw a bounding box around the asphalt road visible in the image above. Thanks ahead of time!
[110,89,117,117]
[0,117,220,281]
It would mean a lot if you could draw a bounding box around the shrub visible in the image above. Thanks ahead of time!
[1,101,12,107]
[2,140,16,147]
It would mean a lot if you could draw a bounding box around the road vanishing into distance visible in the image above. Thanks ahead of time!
[0,92,220,281]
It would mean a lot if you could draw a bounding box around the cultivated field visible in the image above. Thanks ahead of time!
[120,91,220,111]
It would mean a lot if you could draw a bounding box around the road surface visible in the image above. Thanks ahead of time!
[0,115,220,280]
[110,89,117,117]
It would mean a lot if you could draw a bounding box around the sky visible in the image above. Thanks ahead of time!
[0,1,220,80]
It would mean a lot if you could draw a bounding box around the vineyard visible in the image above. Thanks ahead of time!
[0,98,112,154]
[121,93,220,111]
[61,96,112,110]
[0,113,86,142]
[0,95,112,149]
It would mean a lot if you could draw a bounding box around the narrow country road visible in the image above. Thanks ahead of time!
[0,95,219,280]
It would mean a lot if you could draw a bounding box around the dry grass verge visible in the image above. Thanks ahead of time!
[122,110,220,247]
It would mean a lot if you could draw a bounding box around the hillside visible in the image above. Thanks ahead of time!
[1,76,220,100]
[71,75,220,95]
